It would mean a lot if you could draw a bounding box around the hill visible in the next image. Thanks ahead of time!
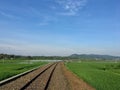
[69,54,120,60]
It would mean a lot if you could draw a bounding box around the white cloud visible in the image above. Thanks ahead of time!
[58,10,76,16]
[29,7,42,16]
[0,11,21,19]
[0,42,120,56]
[55,0,87,16]
[38,15,57,26]
[0,43,75,56]
[50,6,57,10]
[0,11,14,18]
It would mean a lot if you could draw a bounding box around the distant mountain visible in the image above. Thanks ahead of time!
[69,54,120,60]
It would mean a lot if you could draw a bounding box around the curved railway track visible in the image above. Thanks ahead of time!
[0,62,58,90]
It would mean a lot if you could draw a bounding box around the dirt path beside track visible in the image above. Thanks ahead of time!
[0,62,95,90]
[62,62,95,90]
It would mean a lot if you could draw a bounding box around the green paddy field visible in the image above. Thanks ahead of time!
[0,60,47,81]
[66,61,120,90]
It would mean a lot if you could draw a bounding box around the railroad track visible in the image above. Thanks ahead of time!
[0,62,58,90]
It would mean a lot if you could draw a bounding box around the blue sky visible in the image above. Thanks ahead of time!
[0,0,120,56]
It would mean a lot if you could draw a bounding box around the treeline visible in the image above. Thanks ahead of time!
[0,54,69,60]
[1,53,120,61]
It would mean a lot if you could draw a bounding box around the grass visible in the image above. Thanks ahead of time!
[66,61,120,90]
[0,60,47,81]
